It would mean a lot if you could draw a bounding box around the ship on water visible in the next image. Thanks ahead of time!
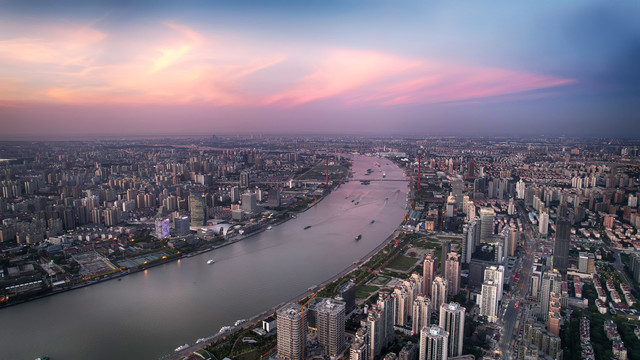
[355,234,362,241]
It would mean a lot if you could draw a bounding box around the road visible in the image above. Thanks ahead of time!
[497,205,536,359]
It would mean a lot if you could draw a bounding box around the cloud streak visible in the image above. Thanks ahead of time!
[0,20,574,108]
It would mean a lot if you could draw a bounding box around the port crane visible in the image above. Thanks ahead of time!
[299,291,318,360]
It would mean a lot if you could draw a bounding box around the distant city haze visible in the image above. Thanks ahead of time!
[1,0,639,138]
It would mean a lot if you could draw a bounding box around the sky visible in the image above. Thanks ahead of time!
[0,0,639,139]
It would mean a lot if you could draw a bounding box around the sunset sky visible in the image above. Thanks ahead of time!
[1,0,639,138]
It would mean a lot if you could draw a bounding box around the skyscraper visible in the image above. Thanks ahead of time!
[538,210,549,236]
[350,328,369,360]
[440,241,450,274]
[154,218,170,239]
[554,217,571,273]
[189,192,206,227]
[241,191,257,213]
[394,287,408,327]
[277,303,306,360]
[479,208,495,243]
[444,252,460,298]
[412,295,431,335]
[423,254,435,297]
[174,215,190,236]
[479,280,498,322]
[439,303,465,357]
[314,298,346,357]
[483,265,504,301]
[419,325,449,360]
[540,271,562,320]
[431,276,447,312]
[240,171,250,188]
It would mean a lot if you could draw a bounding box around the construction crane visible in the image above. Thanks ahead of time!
[299,291,318,360]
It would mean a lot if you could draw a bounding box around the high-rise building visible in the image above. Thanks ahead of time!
[540,271,562,321]
[174,215,190,236]
[479,280,498,322]
[538,210,549,236]
[419,325,449,360]
[484,265,504,301]
[367,292,396,358]
[439,302,465,357]
[578,252,595,274]
[277,303,306,360]
[423,255,435,297]
[394,287,408,327]
[337,280,356,312]
[230,186,240,203]
[241,192,257,213]
[508,227,517,257]
[431,276,447,312]
[189,192,206,227]
[507,197,515,215]
[399,342,418,360]
[240,171,250,189]
[155,218,170,239]
[554,218,571,273]
[350,328,369,360]
[412,295,431,335]
[440,241,450,274]
[444,252,460,298]
[462,221,476,263]
[377,292,396,347]
[516,180,526,200]
[479,208,495,243]
[314,298,346,357]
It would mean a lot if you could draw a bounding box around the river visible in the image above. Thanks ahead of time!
[0,155,408,360]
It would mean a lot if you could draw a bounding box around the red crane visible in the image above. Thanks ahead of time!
[417,155,421,189]
[326,156,329,189]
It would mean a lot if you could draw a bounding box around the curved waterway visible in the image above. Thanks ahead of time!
[0,156,408,360]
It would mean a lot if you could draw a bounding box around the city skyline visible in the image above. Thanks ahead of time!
[1,0,639,139]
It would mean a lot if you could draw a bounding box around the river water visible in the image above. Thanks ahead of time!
[0,156,408,360]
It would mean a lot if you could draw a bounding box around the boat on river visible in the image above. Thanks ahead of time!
[304,225,312,230]
[207,259,215,265]
[175,344,189,352]
[355,234,362,241]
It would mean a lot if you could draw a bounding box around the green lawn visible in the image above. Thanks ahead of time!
[386,254,420,272]
[356,285,379,299]
[370,276,391,286]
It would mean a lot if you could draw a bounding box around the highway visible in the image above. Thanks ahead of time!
[497,206,536,359]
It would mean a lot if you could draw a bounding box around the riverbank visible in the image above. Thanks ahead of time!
[0,185,338,310]
[165,180,411,360]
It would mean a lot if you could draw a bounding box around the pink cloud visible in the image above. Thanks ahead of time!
[0,20,574,108]
[264,49,422,107]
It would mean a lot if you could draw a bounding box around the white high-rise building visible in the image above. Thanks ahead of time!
[508,197,515,215]
[419,325,449,360]
[439,303,465,357]
[479,280,499,323]
[412,295,431,335]
[516,179,526,199]
[479,208,495,243]
[277,303,306,360]
[394,287,408,327]
[538,210,549,236]
[314,298,346,357]
[484,265,504,301]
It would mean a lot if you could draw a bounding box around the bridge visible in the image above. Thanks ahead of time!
[350,178,409,182]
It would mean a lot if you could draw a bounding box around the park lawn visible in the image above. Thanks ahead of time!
[356,285,379,299]
[387,254,420,272]
[370,276,391,286]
